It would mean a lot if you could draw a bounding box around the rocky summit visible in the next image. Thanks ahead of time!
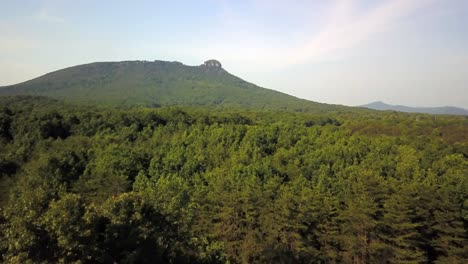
[202,59,222,68]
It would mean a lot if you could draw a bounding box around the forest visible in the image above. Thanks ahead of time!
[0,96,467,263]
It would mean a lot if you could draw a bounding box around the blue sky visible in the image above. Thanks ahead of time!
[1,0,467,108]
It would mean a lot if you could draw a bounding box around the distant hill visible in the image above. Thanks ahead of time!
[361,101,468,115]
[0,59,344,112]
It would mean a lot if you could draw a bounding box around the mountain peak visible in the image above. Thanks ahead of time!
[368,101,387,106]
[202,59,222,68]
[0,59,337,111]
[361,101,468,115]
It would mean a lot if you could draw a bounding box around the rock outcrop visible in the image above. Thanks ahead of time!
[202,59,222,68]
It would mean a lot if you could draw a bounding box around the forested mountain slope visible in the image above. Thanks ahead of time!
[0,96,466,263]
[0,60,345,112]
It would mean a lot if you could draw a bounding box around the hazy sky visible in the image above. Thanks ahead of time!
[1,0,467,108]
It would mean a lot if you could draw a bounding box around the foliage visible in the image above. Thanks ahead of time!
[0,96,466,263]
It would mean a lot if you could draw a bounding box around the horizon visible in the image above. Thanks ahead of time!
[1,0,467,108]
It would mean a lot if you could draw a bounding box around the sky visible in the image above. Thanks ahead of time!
[1,0,467,108]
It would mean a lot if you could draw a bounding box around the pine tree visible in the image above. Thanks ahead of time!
[380,192,425,263]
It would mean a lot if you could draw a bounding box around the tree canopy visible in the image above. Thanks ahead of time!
[0,96,467,263]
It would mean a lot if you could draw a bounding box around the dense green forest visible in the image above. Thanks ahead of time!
[0,96,467,263]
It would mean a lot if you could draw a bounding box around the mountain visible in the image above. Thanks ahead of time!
[361,101,468,115]
[0,59,343,112]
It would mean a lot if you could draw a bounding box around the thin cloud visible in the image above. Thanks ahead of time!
[201,0,436,69]
[286,0,436,65]
[34,7,65,23]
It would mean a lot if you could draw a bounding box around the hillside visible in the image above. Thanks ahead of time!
[0,60,343,112]
[361,101,468,115]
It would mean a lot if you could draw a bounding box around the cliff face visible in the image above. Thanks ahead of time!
[202,59,222,68]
